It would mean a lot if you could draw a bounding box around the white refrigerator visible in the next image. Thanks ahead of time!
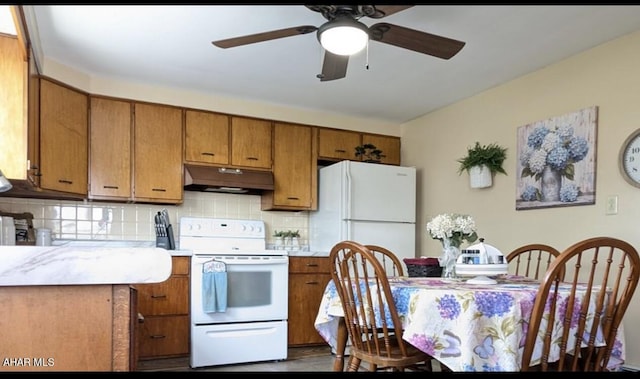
[309,160,417,264]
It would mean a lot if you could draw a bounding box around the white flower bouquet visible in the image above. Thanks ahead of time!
[426,213,478,248]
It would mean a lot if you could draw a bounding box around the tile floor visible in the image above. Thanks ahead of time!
[136,346,338,372]
[136,346,446,372]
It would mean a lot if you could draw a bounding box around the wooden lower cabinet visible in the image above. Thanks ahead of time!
[137,315,190,358]
[136,256,190,360]
[0,284,134,371]
[288,256,332,346]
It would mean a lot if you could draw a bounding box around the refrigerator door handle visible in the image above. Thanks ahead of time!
[345,162,352,220]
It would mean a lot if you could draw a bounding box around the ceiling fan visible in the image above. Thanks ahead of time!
[211,5,466,82]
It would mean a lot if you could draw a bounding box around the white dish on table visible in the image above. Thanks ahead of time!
[455,263,508,284]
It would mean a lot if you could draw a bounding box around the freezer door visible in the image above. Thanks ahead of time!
[343,161,416,223]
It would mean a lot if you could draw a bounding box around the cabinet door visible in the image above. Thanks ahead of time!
[288,257,332,346]
[230,116,272,169]
[0,34,27,180]
[137,315,190,359]
[362,134,401,166]
[136,276,189,316]
[317,128,361,161]
[89,97,132,199]
[184,109,230,165]
[39,79,88,195]
[133,103,183,203]
[262,122,316,210]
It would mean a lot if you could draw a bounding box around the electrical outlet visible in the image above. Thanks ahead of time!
[606,195,618,215]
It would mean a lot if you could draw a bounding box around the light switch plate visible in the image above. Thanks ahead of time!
[606,195,618,215]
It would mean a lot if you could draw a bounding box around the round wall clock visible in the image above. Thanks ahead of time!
[619,128,640,188]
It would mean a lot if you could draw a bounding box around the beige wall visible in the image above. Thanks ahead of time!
[401,29,640,368]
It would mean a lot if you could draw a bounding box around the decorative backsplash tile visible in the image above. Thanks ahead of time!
[0,191,309,247]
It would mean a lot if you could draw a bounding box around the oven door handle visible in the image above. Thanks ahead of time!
[192,256,288,265]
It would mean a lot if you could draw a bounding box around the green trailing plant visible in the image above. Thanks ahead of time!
[273,230,285,237]
[355,143,383,162]
[457,142,508,176]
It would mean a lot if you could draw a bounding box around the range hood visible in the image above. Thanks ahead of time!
[184,164,274,194]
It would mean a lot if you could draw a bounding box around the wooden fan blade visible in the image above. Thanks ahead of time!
[212,25,317,49]
[317,51,348,82]
[369,22,465,59]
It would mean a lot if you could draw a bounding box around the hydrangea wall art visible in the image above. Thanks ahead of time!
[516,106,597,210]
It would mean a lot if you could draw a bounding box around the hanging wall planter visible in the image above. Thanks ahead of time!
[457,142,508,189]
[469,164,493,188]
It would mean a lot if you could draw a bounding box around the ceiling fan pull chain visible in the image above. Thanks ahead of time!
[365,40,370,70]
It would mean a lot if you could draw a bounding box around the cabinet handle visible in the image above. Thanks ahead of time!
[246,157,258,161]
[287,197,299,201]
[103,185,119,189]
[202,152,215,156]
[150,335,166,339]
[58,179,73,184]
[152,188,167,192]
[305,281,320,285]
[151,294,167,299]
[306,263,319,267]
[335,149,346,153]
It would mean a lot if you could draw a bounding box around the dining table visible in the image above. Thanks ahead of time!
[314,274,627,372]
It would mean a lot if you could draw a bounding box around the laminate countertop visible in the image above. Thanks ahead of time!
[0,244,172,286]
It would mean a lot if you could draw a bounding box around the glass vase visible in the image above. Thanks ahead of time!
[541,166,562,202]
[439,238,461,279]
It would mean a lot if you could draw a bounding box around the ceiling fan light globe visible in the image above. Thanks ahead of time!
[318,19,368,56]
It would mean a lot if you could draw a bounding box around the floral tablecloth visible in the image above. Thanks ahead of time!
[314,275,626,372]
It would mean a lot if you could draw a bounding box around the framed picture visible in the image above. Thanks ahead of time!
[516,106,597,210]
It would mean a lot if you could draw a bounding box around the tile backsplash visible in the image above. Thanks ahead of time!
[0,191,309,248]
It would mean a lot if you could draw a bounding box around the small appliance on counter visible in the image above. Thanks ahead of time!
[155,208,175,250]
[456,238,507,284]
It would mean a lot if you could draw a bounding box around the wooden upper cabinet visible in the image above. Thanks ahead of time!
[0,34,27,180]
[133,103,183,203]
[317,128,361,162]
[262,122,317,211]
[230,116,272,169]
[184,109,230,165]
[362,133,401,166]
[39,78,88,195]
[89,96,132,200]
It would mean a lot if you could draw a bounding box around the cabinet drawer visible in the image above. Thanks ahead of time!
[171,256,190,276]
[136,276,189,316]
[138,315,190,359]
[289,257,330,273]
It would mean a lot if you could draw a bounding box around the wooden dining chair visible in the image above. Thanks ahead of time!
[506,243,564,280]
[364,244,405,277]
[520,237,640,372]
[329,240,433,372]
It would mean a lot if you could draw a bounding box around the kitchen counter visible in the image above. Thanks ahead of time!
[53,239,193,256]
[0,244,172,286]
[287,250,329,257]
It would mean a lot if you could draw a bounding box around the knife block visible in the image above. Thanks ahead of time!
[155,224,175,250]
